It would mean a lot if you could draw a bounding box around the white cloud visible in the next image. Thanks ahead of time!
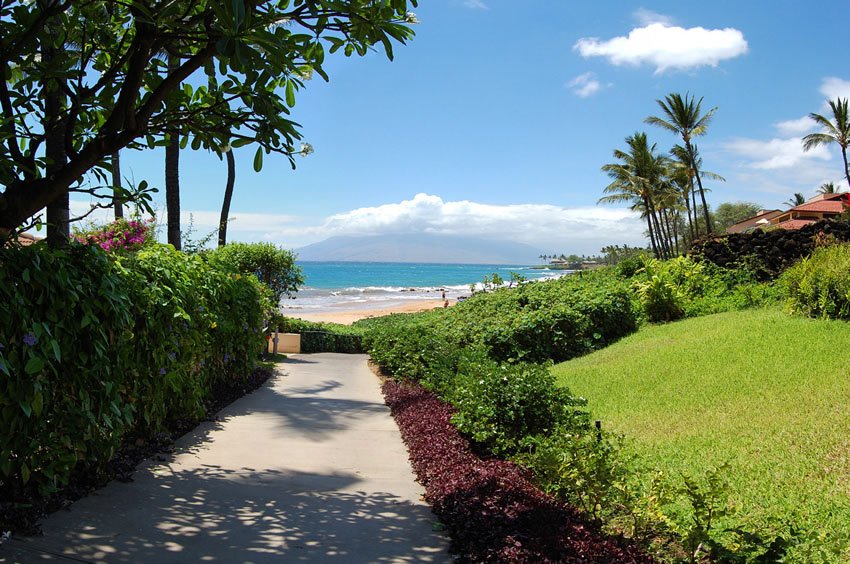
[463,0,488,9]
[67,195,649,254]
[774,116,815,136]
[633,8,674,26]
[820,76,850,102]
[574,22,748,73]
[262,193,646,253]
[723,137,831,170]
[567,72,604,98]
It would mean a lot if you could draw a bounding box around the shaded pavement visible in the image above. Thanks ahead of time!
[1,354,449,563]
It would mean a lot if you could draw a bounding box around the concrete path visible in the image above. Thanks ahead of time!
[1,354,449,563]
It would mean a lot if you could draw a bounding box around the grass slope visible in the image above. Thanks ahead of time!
[553,308,850,548]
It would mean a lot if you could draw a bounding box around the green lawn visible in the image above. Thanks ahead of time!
[553,308,850,556]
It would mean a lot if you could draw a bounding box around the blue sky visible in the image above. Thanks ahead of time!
[74,1,850,255]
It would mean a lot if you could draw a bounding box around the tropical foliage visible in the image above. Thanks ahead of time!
[0,1,418,243]
[0,242,269,495]
[803,97,850,190]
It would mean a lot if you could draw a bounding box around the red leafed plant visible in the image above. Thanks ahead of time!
[382,379,652,563]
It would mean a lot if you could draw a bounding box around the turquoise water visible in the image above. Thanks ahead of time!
[285,261,568,312]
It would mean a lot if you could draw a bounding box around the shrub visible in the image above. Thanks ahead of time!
[0,243,267,496]
[382,379,649,562]
[782,242,850,319]
[206,242,304,303]
[72,217,155,252]
[448,351,587,456]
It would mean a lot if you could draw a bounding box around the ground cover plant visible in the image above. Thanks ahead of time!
[382,378,649,562]
[552,309,850,561]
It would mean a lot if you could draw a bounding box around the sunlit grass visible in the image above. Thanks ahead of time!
[553,308,850,549]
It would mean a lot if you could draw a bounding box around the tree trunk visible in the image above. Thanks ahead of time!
[687,140,714,234]
[42,5,69,247]
[112,151,124,219]
[165,55,181,249]
[691,182,700,238]
[218,149,235,247]
[642,197,659,258]
[842,146,850,191]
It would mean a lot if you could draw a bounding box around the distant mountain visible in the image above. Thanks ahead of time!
[295,234,544,264]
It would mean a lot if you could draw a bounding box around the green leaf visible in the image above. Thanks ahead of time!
[25,356,45,375]
[51,339,61,362]
[32,392,43,417]
[19,401,31,418]
[285,80,296,107]
[253,147,263,172]
[21,463,30,484]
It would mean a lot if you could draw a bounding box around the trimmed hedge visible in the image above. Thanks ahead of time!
[272,315,365,353]
[0,243,268,496]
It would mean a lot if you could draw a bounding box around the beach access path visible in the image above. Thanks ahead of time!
[1,354,449,563]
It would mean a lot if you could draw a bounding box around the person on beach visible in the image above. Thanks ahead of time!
[441,289,446,300]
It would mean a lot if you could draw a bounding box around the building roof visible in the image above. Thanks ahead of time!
[788,199,847,214]
[775,219,817,230]
[725,209,783,234]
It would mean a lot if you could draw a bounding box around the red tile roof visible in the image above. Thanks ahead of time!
[789,199,847,214]
[775,219,817,230]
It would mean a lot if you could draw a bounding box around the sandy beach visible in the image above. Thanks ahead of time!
[285,299,450,325]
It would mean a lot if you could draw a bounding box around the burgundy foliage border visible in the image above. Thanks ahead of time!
[382,379,651,563]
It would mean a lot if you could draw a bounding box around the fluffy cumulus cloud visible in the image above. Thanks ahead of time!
[774,116,815,136]
[574,21,748,73]
[723,137,831,170]
[284,193,646,252]
[820,76,850,101]
[567,72,604,98]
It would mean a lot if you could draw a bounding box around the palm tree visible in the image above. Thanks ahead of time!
[599,132,671,258]
[817,181,838,195]
[112,151,124,219]
[40,2,69,245]
[165,54,181,249]
[785,192,806,208]
[646,93,718,234]
[217,146,236,247]
[803,98,850,190]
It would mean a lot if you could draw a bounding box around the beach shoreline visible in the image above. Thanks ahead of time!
[285,299,451,325]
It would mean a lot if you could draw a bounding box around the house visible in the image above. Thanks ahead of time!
[725,193,849,234]
[772,193,849,230]
[725,209,783,234]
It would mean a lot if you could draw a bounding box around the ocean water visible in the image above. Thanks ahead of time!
[282,261,570,313]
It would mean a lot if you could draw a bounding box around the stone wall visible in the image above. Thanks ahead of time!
[689,219,850,278]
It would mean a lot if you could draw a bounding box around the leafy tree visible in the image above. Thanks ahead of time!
[646,93,718,234]
[207,242,303,303]
[803,98,850,190]
[0,1,418,243]
[714,201,762,231]
[785,193,806,207]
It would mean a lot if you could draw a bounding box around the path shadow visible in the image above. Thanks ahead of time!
[7,467,448,563]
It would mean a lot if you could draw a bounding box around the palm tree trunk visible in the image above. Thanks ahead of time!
[42,4,69,247]
[642,197,660,258]
[218,149,236,247]
[683,183,695,241]
[691,183,701,238]
[687,140,714,234]
[112,151,124,219]
[648,201,668,258]
[165,55,181,250]
[842,146,850,191]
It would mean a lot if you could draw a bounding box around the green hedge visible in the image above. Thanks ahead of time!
[0,243,268,495]
[271,315,365,353]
